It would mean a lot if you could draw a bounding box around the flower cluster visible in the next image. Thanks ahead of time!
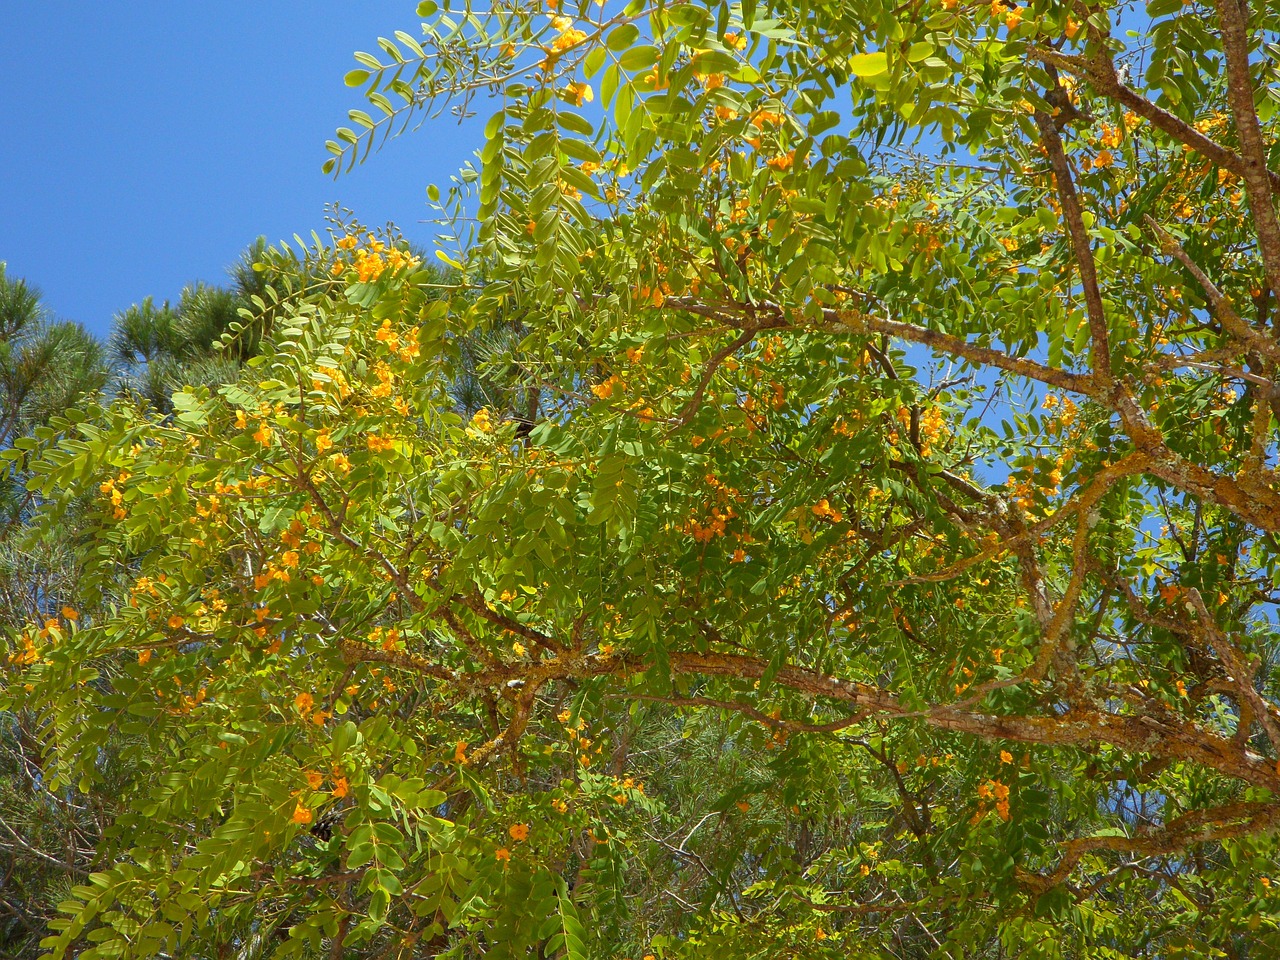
[812,498,843,523]
[99,469,131,521]
[975,779,1011,821]
[374,319,421,363]
[333,233,419,282]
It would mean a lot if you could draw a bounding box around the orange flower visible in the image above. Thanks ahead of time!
[61,606,79,621]
[292,803,314,825]
[253,423,273,446]
[304,770,324,790]
[332,777,349,799]
[453,741,469,763]
[812,499,843,523]
[765,151,795,171]
[168,615,185,630]
[509,823,530,842]
[495,847,511,862]
[999,750,1013,764]
[295,692,315,713]
[137,649,152,666]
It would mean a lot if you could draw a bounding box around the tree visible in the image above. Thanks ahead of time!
[0,245,317,959]
[110,238,315,410]
[0,265,110,956]
[7,0,1280,957]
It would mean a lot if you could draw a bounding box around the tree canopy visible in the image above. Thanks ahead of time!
[6,0,1280,957]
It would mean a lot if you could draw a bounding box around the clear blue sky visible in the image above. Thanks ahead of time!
[1,2,486,340]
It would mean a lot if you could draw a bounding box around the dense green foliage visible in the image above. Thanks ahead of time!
[0,243,298,956]
[6,0,1280,957]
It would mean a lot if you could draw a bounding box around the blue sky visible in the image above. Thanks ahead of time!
[1,2,486,340]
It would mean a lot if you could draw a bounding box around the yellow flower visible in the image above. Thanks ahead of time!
[812,499,843,523]
[315,430,333,453]
[329,452,352,474]
[235,410,248,429]
[550,27,586,53]
[471,407,494,433]
[512,641,527,657]
[1004,5,1023,29]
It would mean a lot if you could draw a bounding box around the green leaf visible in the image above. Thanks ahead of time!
[619,46,659,71]
[848,52,888,77]
[606,24,640,51]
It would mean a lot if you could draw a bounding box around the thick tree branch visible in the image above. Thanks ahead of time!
[1034,106,1113,381]
[1030,47,1280,193]
[1212,0,1280,303]
[1143,215,1280,364]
